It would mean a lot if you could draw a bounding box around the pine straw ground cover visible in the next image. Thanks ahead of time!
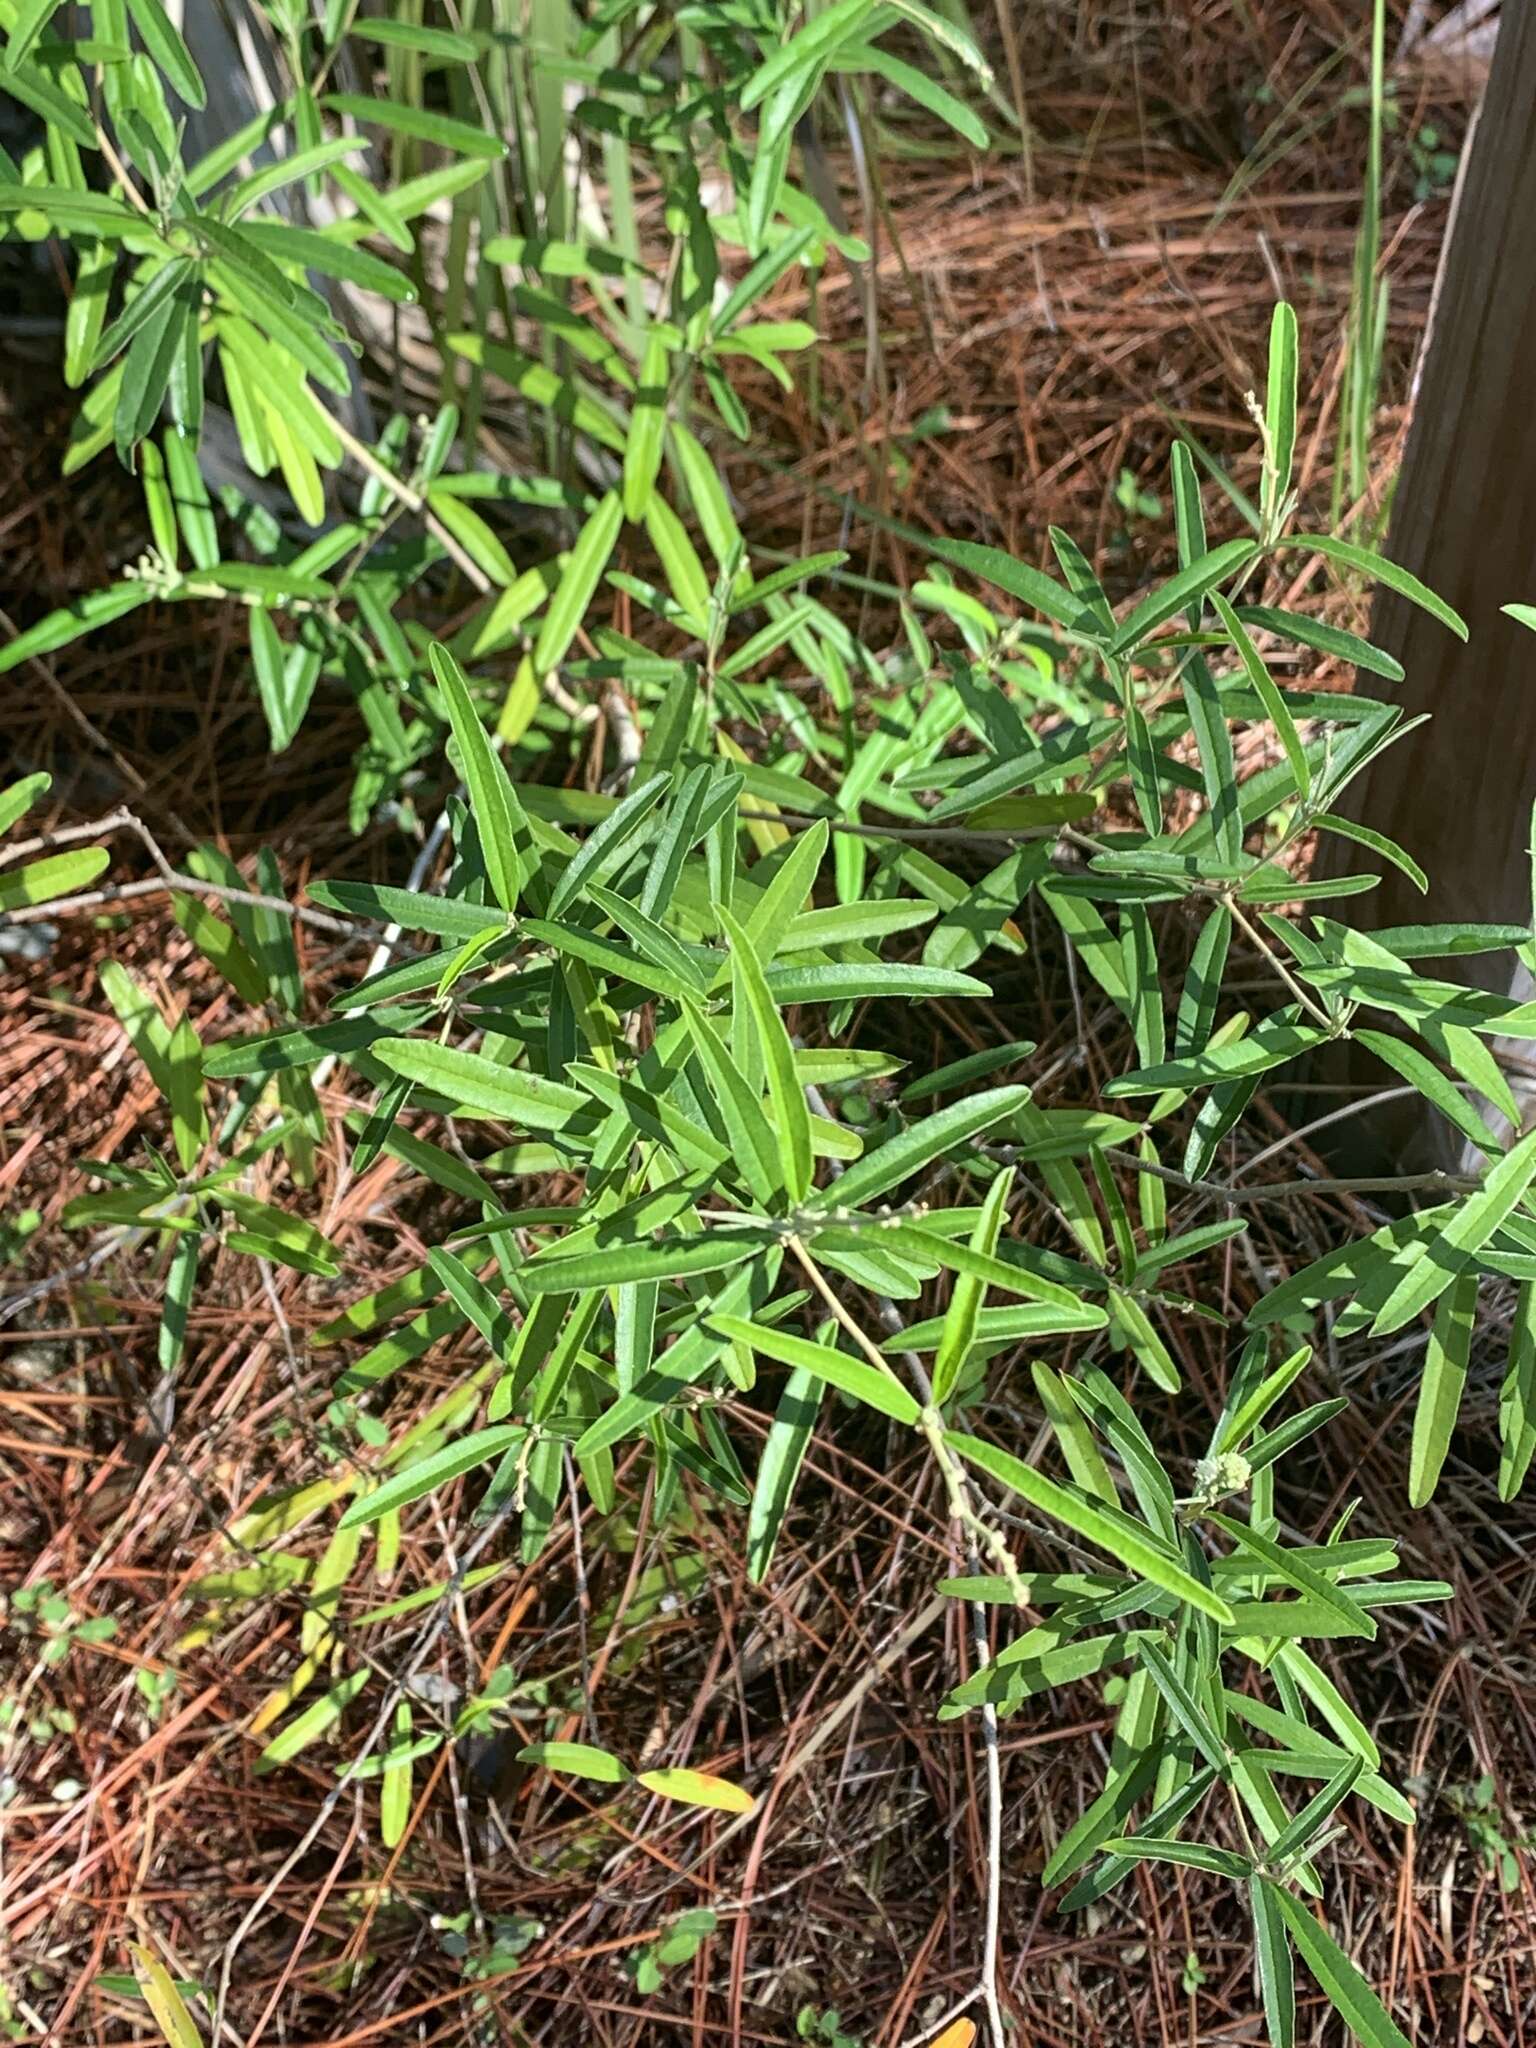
[3,6,1531,2045]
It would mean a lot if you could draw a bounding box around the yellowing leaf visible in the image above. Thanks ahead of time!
[129,1944,205,2048]
[248,1646,330,1737]
[636,1767,755,1815]
[930,2022,978,2048]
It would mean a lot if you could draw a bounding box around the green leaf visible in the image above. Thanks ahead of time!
[523,917,696,1005]
[351,18,478,59]
[533,490,622,678]
[1251,1877,1296,2048]
[1213,1341,1312,1456]
[1233,605,1404,682]
[99,958,178,1112]
[747,1365,824,1583]
[711,226,818,342]
[945,1631,1155,1716]
[1277,533,1467,641]
[1207,1514,1375,1640]
[1407,1267,1477,1507]
[932,1167,1013,1405]
[623,328,669,521]
[811,1085,1030,1213]
[522,1233,770,1296]
[124,0,205,106]
[858,1222,1086,1315]
[160,429,218,569]
[313,886,498,949]
[223,139,370,218]
[679,996,784,1204]
[1368,922,1530,960]
[373,1039,592,1133]
[1038,880,1131,1006]
[94,260,199,380]
[785,900,937,955]
[1212,592,1311,799]
[1181,654,1242,864]
[738,0,870,112]
[837,41,987,146]
[644,495,712,630]
[921,845,1038,973]
[1266,1754,1364,1868]
[918,536,1084,629]
[322,93,506,160]
[763,961,989,1004]
[426,1246,514,1361]
[429,643,526,915]
[1370,1123,1536,1336]
[5,0,61,69]
[1135,1637,1227,1771]
[1109,538,1258,656]
[255,1667,369,1770]
[884,0,992,79]
[379,1706,415,1848]
[1170,439,1207,583]
[900,1039,1034,1104]
[516,1741,630,1783]
[1245,1399,1348,1475]
[1353,1030,1503,1159]
[1106,1019,1326,1097]
[1263,302,1298,528]
[946,1433,1235,1622]
[547,775,665,918]
[0,583,152,675]
[1032,1361,1117,1503]
[1101,1836,1251,1879]
[1498,1280,1536,1500]
[116,280,191,462]
[204,1011,425,1078]
[246,609,290,752]
[0,846,109,912]
[164,1014,208,1178]
[886,1300,1107,1351]
[216,1192,339,1276]
[1272,1645,1380,1766]
[338,1426,523,1528]
[1311,812,1426,895]
[1270,1887,1411,2048]
[0,772,50,836]
[708,1315,921,1426]
[721,906,813,1202]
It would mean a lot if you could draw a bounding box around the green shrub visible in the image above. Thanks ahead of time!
[4,9,1532,2047]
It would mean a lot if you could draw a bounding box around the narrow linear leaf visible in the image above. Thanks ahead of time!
[1270,1886,1412,2048]
[709,1314,921,1426]
[338,1427,523,1529]
[1278,533,1467,642]
[947,1433,1234,1622]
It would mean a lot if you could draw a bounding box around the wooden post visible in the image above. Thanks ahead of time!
[1310,0,1536,1166]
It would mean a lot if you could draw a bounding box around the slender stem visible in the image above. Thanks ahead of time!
[1226,894,1339,1031]
[5,871,351,934]
[1,808,355,935]
[1101,1147,1477,1205]
[785,1234,1015,2048]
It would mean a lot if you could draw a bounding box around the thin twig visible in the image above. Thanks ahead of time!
[1100,1148,1478,1204]
[785,1231,1014,2048]
[1,808,356,935]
